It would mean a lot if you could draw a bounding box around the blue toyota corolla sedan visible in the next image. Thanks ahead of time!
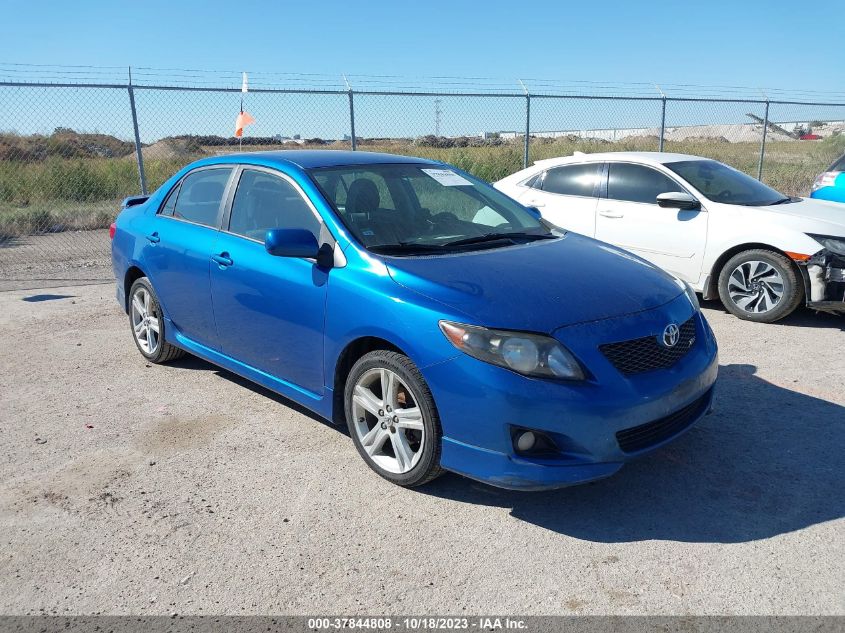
[111,151,718,490]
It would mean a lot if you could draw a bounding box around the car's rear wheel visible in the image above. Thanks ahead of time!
[344,350,443,487]
[128,277,185,363]
[717,249,803,323]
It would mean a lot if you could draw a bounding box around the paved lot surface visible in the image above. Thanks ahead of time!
[0,284,842,616]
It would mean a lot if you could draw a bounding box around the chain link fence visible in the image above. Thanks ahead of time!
[1,79,844,285]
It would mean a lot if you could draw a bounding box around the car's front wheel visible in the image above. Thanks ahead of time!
[344,350,443,487]
[717,249,804,323]
[128,277,185,363]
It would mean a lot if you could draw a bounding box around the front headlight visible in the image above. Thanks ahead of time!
[439,320,585,380]
[807,233,845,256]
[683,281,700,312]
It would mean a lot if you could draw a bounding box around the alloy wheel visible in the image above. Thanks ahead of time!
[130,287,160,355]
[351,368,425,474]
[727,260,784,314]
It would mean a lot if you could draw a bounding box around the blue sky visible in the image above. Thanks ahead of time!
[1,0,840,91]
[0,1,842,142]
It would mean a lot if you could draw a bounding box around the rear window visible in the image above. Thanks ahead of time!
[541,163,602,197]
[171,168,232,227]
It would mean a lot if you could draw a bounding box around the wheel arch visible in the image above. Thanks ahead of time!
[123,264,147,313]
[331,336,406,425]
[705,242,807,301]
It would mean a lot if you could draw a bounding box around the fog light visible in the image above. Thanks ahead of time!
[516,431,536,452]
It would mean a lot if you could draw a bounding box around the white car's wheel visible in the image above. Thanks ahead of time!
[717,249,804,323]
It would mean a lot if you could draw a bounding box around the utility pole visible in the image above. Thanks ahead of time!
[434,99,442,136]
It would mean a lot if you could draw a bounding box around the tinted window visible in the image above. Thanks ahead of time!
[607,163,683,204]
[172,168,232,227]
[228,169,321,241]
[665,159,787,206]
[541,163,601,197]
[523,173,540,188]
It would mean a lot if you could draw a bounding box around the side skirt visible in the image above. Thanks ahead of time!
[167,327,334,421]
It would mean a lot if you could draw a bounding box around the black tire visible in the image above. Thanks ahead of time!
[717,249,804,323]
[344,350,443,487]
[127,277,186,363]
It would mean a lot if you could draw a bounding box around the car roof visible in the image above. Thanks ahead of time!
[194,150,440,170]
[532,151,707,168]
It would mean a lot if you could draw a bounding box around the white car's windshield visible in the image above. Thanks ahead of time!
[665,159,791,206]
[310,163,554,254]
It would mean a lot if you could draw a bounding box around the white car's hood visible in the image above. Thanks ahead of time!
[759,197,844,228]
[727,197,845,237]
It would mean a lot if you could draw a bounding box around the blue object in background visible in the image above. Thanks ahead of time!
[810,153,845,203]
[111,151,718,490]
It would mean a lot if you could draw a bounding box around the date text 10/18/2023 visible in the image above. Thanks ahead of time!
[307,617,528,630]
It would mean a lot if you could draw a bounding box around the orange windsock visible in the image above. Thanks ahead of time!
[235,110,256,137]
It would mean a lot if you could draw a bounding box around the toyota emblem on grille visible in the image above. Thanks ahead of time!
[662,323,680,348]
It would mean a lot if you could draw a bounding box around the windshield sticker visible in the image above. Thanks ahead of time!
[421,168,472,187]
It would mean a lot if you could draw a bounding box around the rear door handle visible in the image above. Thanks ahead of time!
[598,210,624,219]
[211,253,233,267]
[145,232,160,243]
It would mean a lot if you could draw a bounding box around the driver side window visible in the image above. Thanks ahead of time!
[228,169,321,242]
[607,163,683,204]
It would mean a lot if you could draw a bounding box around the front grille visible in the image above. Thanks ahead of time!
[599,316,697,375]
[616,391,710,453]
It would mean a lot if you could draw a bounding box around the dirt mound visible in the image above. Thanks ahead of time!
[0,130,135,161]
[141,138,205,160]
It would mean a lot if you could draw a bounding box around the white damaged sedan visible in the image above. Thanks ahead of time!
[495,152,845,322]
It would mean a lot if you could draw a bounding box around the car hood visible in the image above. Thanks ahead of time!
[384,233,685,332]
[747,197,845,235]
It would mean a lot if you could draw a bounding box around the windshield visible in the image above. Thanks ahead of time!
[309,163,553,254]
[665,159,790,206]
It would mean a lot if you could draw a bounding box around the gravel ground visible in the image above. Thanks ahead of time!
[0,283,842,616]
[0,230,112,292]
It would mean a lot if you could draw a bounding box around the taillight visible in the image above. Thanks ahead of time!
[812,171,838,192]
[109,222,116,240]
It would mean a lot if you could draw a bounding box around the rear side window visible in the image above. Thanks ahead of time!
[159,183,180,217]
[522,173,541,188]
[171,168,232,227]
[541,163,602,197]
[228,169,321,241]
[607,163,683,204]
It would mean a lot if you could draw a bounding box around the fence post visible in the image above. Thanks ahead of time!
[523,94,531,168]
[757,100,770,181]
[658,96,667,152]
[348,89,357,151]
[127,78,147,195]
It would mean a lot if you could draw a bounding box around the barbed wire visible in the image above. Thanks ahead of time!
[1,62,844,102]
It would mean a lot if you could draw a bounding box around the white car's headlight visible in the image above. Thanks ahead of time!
[439,320,585,380]
[807,233,845,256]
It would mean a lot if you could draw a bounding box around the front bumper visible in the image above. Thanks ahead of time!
[804,250,845,315]
[423,295,719,490]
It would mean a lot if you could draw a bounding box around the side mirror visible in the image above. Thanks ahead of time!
[524,206,542,219]
[265,228,320,259]
[656,192,701,210]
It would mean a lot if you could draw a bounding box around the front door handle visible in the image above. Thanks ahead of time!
[598,210,624,219]
[211,253,233,267]
[145,232,160,243]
